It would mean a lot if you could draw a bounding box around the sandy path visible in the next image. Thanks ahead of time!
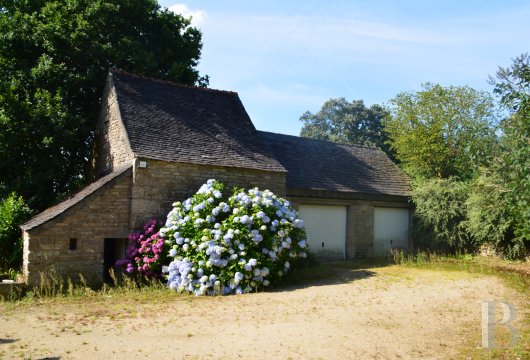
[0,266,526,359]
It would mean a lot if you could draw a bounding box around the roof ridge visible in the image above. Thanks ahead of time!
[258,130,382,151]
[109,68,239,96]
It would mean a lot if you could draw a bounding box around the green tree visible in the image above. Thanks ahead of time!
[465,171,515,256]
[299,98,392,156]
[411,178,472,253]
[0,193,32,271]
[488,54,530,254]
[0,0,207,211]
[384,83,498,181]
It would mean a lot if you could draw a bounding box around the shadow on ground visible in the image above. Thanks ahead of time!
[271,258,393,292]
[0,338,17,344]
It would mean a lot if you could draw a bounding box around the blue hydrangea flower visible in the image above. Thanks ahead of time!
[163,179,307,296]
[239,215,252,224]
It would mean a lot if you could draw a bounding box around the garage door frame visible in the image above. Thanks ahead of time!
[298,204,348,261]
[373,206,410,257]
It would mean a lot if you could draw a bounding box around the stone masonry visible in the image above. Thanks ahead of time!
[130,159,286,229]
[89,77,134,179]
[23,169,132,286]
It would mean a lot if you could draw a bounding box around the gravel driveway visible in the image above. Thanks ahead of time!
[0,264,526,359]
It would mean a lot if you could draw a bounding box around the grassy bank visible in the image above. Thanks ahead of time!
[392,252,529,293]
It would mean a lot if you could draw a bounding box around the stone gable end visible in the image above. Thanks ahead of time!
[90,77,134,179]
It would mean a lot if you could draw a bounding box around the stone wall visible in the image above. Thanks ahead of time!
[288,194,410,259]
[23,170,132,286]
[23,158,286,286]
[89,78,134,179]
[130,159,287,228]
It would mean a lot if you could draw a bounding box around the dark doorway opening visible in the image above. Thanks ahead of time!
[103,238,127,283]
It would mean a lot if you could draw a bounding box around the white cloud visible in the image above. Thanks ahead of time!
[168,4,207,26]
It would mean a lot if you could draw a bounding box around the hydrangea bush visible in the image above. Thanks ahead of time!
[116,219,168,279]
[160,179,308,295]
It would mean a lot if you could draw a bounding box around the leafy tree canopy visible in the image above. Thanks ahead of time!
[489,54,530,245]
[0,193,32,271]
[299,98,392,156]
[411,177,472,253]
[490,53,530,113]
[384,83,498,181]
[0,0,208,210]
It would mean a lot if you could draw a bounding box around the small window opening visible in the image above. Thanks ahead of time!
[69,238,77,250]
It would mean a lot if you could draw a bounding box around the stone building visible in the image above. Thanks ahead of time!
[21,70,411,286]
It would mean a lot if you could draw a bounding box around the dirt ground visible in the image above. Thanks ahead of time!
[0,265,527,360]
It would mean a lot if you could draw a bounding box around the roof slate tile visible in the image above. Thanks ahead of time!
[111,70,285,172]
[259,131,411,197]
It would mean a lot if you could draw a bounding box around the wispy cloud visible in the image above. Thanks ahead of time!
[168,4,207,26]
[157,0,530,135]
[199,14,455,74]
[257,16,447,45]
[244,82,325,106]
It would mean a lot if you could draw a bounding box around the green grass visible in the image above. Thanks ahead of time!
[0,267,177,307]
[392,251,529,293]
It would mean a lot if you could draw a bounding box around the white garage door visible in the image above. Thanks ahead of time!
[373,207,410,256]
[298,205,347,260]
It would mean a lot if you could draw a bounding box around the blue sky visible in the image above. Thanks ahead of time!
[158,0,530,135]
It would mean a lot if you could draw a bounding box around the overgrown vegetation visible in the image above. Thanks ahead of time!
[0,267,167,302]
[127,180,309,295]
[411,178,472,252]
[489,54,530,257]
[465,171,516,257]
[383,57,529,259]
[0,193,32,273]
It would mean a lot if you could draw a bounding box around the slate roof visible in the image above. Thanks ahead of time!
[110,70,285,172]
[259,131,411,197]
[21,165,132,231]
